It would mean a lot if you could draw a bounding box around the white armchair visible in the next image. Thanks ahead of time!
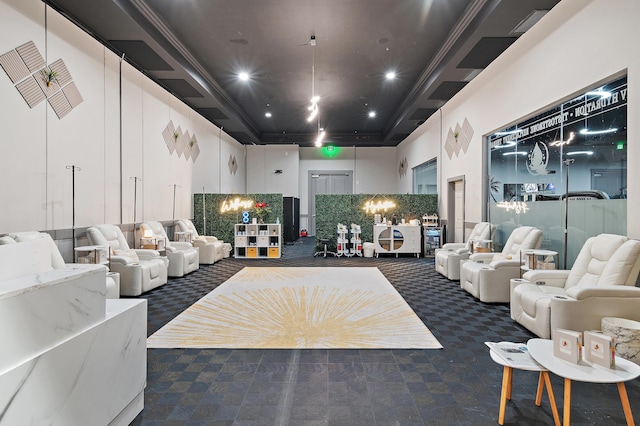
[86,224,168,296]
[460,226,543,303]
[511,233,640,339]
[434,222,494,280]
[0,231,119,299]
[176,219,224,264]
[140,221,199,277]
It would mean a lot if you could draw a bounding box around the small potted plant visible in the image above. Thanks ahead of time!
[41,68,58,87]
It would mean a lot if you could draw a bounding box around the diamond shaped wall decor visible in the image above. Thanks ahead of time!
[445,118,474,159]
[0,42,82,117]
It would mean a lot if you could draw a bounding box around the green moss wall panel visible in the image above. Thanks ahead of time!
[193,193,283,245]
[315,194,437,250]
[193,193,436,252]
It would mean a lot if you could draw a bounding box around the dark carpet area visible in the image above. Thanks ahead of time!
[130,237,639,425]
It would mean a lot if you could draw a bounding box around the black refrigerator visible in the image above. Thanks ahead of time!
[283,197,300,244]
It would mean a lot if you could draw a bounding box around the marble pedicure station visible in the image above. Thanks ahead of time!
[0,237,147,425]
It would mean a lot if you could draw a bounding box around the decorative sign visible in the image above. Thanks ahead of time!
[241,210,250,224]
[220,197,254,213]
[363,200,396,214]
[496,201,529,214]
[489,78,628,150]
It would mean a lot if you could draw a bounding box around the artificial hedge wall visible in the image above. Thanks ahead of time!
[192,192,437,253]
[315,194,438,250]
[193,193,283,246]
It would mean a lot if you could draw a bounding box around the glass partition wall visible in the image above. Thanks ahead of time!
[487,75,627,268]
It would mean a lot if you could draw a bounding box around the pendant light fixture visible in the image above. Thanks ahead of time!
[307,35,324,147]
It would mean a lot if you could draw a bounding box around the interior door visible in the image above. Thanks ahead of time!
[309,171,353,236]
[454,180,465,243]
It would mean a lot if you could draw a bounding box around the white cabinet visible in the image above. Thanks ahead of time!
[373,224,421,258]
[234,223,281,258]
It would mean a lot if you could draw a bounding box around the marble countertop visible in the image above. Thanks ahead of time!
[0,264,104,300]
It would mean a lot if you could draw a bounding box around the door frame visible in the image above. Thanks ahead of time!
[447,175,465,244]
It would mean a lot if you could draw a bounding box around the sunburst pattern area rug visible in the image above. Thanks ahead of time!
[147,267,442,349]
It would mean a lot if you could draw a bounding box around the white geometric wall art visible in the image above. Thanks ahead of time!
[453,123,463,156]
[173,126,184,157]
[444,118,474,159]
[63,82,83,108]
[0,42,82,117]
[162,120,199,162]
[48,90,73,119]
[461,118,474,153]
[0,49,31,84]
[185,134,199,162]
[181,131,191,159]
[228,154,238,175]
[190,142,200,163]
[15,41,45,73]
[14,76,46,108]
[175,128,189,159]
[398,156,408,178]
[163,120,176,154]
[444,128,455,159]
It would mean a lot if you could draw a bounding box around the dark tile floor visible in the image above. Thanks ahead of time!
[130,237,639,425]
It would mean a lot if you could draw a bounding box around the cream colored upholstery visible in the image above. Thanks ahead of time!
[0,231,119,299]
[140,221,199,277]
[176,219,224,264]
[511,233,640,339]
[434,222,493,280]
[87,224,168,296]
[460,226,543,303]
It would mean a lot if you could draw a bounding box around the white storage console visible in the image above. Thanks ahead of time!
[234,223,281,258]
[0,238,146,426]
[373,224,421,258]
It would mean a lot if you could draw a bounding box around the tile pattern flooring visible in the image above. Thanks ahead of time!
[130,238,640,425]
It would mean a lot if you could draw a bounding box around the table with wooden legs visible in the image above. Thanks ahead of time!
[528,338,640,426]
[490,348,561,425]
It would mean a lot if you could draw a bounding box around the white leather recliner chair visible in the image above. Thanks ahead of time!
[86,224,168,296]
[0,231,119,299]
[175,219,224,264]
[460,226,543,303]
[511,233,640,339]
[434,222,494,280]
[140,221,199,277]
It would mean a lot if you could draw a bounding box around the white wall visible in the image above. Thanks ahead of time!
[397,111,442,195]
[399,0,640,238]
[246,145,299,196]
[0,0,245,234]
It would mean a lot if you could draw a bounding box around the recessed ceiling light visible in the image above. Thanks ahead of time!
[238,72,249,81]
[368,111,376,118]
[385,71,396,80]
[265,112,272,118]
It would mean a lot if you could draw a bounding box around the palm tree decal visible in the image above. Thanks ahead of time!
[489,176,501,202]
